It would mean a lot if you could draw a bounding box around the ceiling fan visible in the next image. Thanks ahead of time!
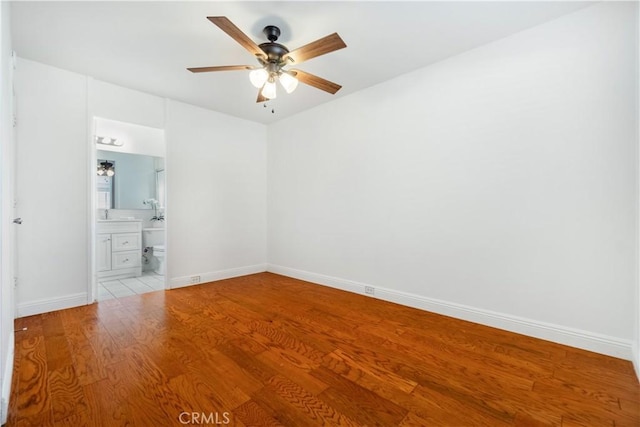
[187,17,347,102]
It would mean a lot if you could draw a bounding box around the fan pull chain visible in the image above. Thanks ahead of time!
[263,103,275,114]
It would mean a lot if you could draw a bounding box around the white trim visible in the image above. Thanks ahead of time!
[169,264,267,289]
[162,97,169,292]
[634,0,640,383]
[1,331,13,425]
[634,341,640,382]
[87,78,97,305]
[17,292,87,317]
[267,264,634,361]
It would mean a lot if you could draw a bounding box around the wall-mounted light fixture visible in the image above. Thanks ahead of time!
[95,136,123,146]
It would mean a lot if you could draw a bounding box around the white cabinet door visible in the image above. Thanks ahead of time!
[96,234,112,272]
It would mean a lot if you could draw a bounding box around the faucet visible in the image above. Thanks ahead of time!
[104,209,109,220]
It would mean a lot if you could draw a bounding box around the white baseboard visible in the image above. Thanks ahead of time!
[1,331,14,425]
[170,263,267,289]
[267,264,634,361]
[17,292,88,317]
[633,343,640,382]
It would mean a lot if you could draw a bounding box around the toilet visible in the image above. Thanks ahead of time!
[142,228,165,275]
[152,245,165,275]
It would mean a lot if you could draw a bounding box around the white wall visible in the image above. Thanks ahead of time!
[268,2,638,359]
[89,77,268,288]
[0,2,13,422]
[95,117,165,158]
[90,79,165,129]
[165,101,267,287]
[13,58,268,313]
[15,58,89,315]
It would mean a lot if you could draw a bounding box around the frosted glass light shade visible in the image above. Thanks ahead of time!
[279,72,299,94]
[249,68,269,88]
[262,80,277,99]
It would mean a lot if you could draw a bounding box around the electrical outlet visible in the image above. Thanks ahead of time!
[364,286,375,295]
[190,275,201,284]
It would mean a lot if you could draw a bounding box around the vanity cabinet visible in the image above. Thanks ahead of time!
[97,220,142,280]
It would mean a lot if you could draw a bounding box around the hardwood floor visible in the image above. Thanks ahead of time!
[6,272,639,426]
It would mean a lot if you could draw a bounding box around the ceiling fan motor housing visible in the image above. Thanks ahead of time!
[259,26,290,63]
[259,42,289,62]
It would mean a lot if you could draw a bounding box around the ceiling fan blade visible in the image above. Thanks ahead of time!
[256,88,269,103]
[187,65,253,73]
[207,16,266,60]
[284,33,346,64]
[292,69,342,94]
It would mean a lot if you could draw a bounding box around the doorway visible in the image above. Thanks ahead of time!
[90,117,167,302]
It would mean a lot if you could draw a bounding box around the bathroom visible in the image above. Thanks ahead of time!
[94,117,166,300]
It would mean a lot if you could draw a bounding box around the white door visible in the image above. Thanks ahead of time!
[96,234,112,272]
[0,43,16,424]
[14,56,90,314]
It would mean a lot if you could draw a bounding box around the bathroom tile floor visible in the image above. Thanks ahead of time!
[97,271,165,301]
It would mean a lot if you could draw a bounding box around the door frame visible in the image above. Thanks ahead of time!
[87,101,168,301]
[87,80,97,303]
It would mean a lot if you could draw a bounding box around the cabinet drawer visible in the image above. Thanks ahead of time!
[112,233,141,251]
[112,250,141,270]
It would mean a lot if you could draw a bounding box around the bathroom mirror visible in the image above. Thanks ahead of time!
[97,150,165,210]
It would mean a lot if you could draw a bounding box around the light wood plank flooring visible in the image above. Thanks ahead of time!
[6,272,640,426]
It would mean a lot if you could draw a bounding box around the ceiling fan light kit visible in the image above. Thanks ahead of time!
[262,77,278,99]
[249,68,268,88]
[187,16,346,103]
[97,161,115,177]
[279,71,299,94]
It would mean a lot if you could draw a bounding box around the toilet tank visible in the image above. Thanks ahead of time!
[142,228,165,247]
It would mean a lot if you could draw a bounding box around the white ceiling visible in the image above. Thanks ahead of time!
[11,1,594,125]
